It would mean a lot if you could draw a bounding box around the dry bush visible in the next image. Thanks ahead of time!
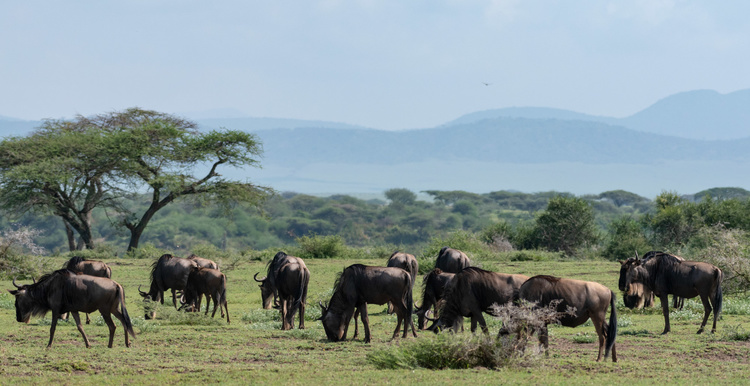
[693,224,750,294]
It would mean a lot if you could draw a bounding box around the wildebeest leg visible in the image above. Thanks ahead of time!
[360,303,372,343]
[100,312,117,348]
[591,315,605,362]
[280,298,289,330]
[538,323,549,356]
[171,289,178,308]
[659,294,671,334]
[392,307,404,340]
[475,312,489,334]
[470,316,477,333]
[697,294,712,334]
[47,312,61,348]
[70,312,91,348]
[111,307,132,347]
[85,313,91,324]
[298,301,305,329]
[349,308,360,340]
[210,294,221,319]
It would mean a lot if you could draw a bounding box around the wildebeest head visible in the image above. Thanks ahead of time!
[8,279,35,323]
[318,301,345,342]
[620,258,647,298]
[138,284,159,319]
[254,272,274,309]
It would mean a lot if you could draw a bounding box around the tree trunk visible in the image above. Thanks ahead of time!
[64,220,76,252]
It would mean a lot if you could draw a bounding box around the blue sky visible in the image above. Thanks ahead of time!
[2,1,749,130]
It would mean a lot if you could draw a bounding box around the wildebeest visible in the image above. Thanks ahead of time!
[319,264,417,343]
[619,251,723,334]
[515,275,617,362]
[435,247,471,273]
[273,261,310,330]
[64,255,112,278]
[138,254,197,319]
[385,251,418,313]
[254,251,306,309]
[180,266,230,324]
[186,253,219,270]
[8,269,135,348]
[62,255,113,324]
[428,267,528,334]
[253,252,307,310]
[415,268,455,330]
[620,251,683,310]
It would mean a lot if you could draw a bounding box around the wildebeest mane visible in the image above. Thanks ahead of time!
[63,255,86,270]
[327,264,367,315]
[20,269,78,317]
[150,253,174,282]
[534,275,562,283]
[420,268,443,300]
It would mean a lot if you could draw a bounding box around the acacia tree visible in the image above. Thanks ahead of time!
[0,108,271,251]
[534,196,598,256]
[0,121,123,250]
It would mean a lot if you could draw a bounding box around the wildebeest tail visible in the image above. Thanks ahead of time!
[714,269,723,317]
[605,290,617,360]
[118,284,136,338]
[293,267,309,312]
[403,274,414,334]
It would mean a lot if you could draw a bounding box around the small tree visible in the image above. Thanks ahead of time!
[602,216,652,261]
[534,196,598,256]
[385,188,417,206]
[643,191,701,248]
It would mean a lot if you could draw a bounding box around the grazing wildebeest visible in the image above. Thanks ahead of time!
[619,251,723,334]
[619,251,683,310]
[415,268,455,330]
[427,267,528,334]
[385,251,418,314]
[319,264,417,343]
[186,253,219,270]
[515,275,618,362]
[62,255,113,324]
[180,267,230,324]
[8,269,135,348]
[138,254,197,319]
[254,251,306,309]
[435,247,471,273]
[268,261,310,330]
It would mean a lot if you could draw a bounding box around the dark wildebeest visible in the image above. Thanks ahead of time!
[619,251,723,334]
[62,255,113,324]
[435,246,471,273]
[265,261,310,330]
[427,267,528,334]
[415,268,455,330]
[620,251,684,310]
[186,253,219,270]
[385,251,418,314]
[254,251,306,309]
[514,275,617,362]
[138,254,197,319]
[319,264,417,343]
[8,269,135,348]
[180,267,230,324]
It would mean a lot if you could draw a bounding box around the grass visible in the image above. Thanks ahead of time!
[1,256,749,384]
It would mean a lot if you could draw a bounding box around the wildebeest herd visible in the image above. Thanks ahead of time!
[7,248,723,364]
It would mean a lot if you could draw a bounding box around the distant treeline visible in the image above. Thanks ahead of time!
[3,187,749,258]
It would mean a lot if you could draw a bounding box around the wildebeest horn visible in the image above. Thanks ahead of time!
[635,250,640,260]
[319,301,327,312]
[138,285,148,296]
[424,314,438,322]
[253,272,266,282]
[12,278,22,288]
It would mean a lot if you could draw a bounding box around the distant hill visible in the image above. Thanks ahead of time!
[447,89,750,140]
[252,118,750,166]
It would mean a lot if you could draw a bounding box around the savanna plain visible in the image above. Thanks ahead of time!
[1,256,749,385]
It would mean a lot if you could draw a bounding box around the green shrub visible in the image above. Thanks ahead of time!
[293,234,347,259]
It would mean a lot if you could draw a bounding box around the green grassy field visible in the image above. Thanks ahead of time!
[1,256,749,384]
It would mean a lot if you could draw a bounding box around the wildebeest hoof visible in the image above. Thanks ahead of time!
[661,330,670,335]
[697,328,704,334]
